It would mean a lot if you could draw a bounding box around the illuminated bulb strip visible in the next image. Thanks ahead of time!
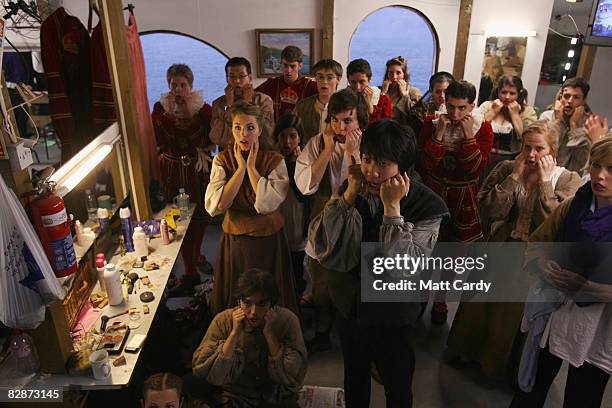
[60,145,113,193]
[485,28,537,37]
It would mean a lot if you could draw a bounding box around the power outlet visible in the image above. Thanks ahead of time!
[8,142,34,170]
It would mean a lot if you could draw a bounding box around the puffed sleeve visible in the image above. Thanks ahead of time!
[192,311,245,386]
[380,216,442,260]
[205,155,228,217]
[477,160,518,223]
[532,169,582,227]
[306,196,363,272]
[254,160,289,214]
[294,136,321,195]
[267,311,307,387]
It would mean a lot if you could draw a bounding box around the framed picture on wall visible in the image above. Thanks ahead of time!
[255,29,314,77]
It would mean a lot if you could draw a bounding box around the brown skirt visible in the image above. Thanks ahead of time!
[211,229,299,316]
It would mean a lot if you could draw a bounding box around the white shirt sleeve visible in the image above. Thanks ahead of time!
[539,110,554,122]
[204,156,228,217]
[254,160,289,214]
[294,135,321,195]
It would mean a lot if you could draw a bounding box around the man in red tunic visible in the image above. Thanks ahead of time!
[418,80,493,323]
[255,45,317,119]
[152,64,213,279]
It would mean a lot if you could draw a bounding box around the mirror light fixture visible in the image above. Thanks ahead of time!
[484,28,537,37]
[49,123,121,197]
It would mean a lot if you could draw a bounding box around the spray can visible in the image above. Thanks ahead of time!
[119,207,134,252]
[97,208,109,231]
[96,253,107,292]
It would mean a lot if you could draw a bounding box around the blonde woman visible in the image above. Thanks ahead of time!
[446,121,582,382]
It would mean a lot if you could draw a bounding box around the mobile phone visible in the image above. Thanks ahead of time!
[125,333,147,353]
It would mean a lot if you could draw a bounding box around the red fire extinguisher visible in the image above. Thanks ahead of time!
[30,185,77,278]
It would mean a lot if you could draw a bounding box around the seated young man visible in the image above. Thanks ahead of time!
[256,45,318,119]
[294,58,342,146]
[539,77,592,175]
[191,268,307,408]
[294,88,369,352]
[307,119,449,407]
[346,58,392,124]
[142,372,183,408]
[417,79,493,323]
[210,57,275,149]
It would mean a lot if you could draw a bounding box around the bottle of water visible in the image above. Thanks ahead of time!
[175,188,190,220]
[10,331,40,374]
[85,189,97,221]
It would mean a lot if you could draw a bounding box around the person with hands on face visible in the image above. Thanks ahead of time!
[142,372,183,408]
[418,79,493,324]
[294,59,343,146]
[274,113,312,302]
[512,137,612,408]
[152,63,214,278]
[477,75,538,179]
[210,57,274,149]
[445,121,581,382]
[205,101,298,316]
[294,88,369,354]
[191,269,306,408]
[346,58,392,124]
[585,113,611,145]
[307,119,449,407]
[408,71,455,135]
[380,56,423,124]
[540,77,592,176]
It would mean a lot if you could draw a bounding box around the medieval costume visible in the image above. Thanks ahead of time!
[192,306,306,407]
[417,114,494,242]
[40,7,93,163]
[307,180,448,407]
[152,93,212,276]
[255,76,317,120]
[205,148,298,315]
[540,110,591,176]
[446,160,581,382]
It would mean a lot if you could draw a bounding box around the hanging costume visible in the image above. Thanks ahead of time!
[40,7,93,163]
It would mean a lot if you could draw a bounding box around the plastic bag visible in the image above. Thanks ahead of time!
[0,175,66,329]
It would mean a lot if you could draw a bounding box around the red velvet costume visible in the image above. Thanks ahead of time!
[255,75,317,119]
[152,101,213,275]
[368,94,392,124]
[40,7,93,163]
[418,116,493,242]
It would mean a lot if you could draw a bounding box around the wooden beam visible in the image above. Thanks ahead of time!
[452,0,473,80]
[97,0,151,220]
[321,0,334,59]
[577,45,597,81]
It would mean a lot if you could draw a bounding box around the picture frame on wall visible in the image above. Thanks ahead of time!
[255,29,314,77]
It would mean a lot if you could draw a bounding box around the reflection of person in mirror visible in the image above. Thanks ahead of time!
[152,63,213,277]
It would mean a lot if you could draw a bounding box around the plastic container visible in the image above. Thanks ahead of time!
[97,208,109,231]
[174,188,190,220]
[10,331,40,374]
[119,207,134,252]
[133,227,148,259]
[103,264,124,306]
[96,253,107,292]
[85,189,97,221]
[160,219,170,245]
